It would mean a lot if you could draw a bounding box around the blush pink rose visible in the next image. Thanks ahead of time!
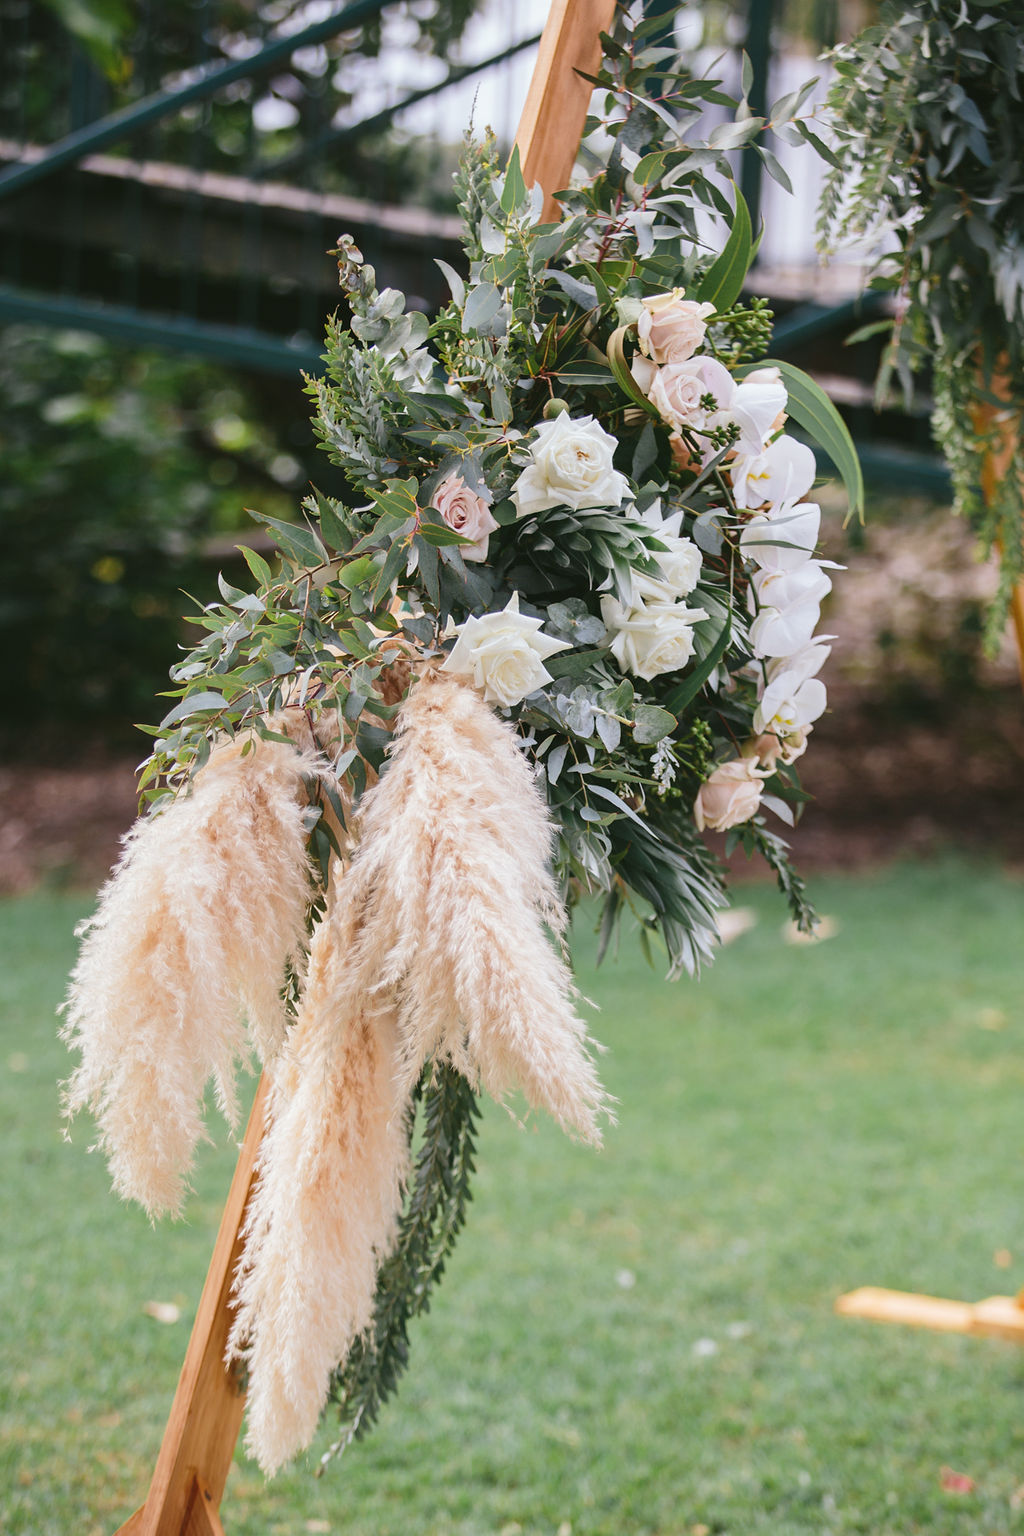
[694,757,766,832]
[433,472,499,562]
[637,292,716,365]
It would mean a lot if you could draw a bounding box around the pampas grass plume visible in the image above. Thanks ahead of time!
[350,671,610,1142]
[230,671,609,1475]
[62,734,315,1217]
[229,883,409,1474]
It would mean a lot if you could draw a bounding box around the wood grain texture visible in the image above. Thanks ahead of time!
[516,0,619,221]
[120,1075,269,1536]
[837,1285,1024,1342]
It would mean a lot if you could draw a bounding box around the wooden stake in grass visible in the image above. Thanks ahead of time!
[110,3,616,1530]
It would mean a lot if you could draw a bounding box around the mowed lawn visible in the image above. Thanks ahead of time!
[3,858,1024,1536]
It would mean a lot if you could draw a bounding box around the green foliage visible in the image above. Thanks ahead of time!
[0,326,302,749]
[819,0,1024,619]
[144,4,838,963]
[323,1064,480,1464]
[39,0,134,80]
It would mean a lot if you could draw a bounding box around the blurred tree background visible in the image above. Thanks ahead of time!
[0,325,319,750]
[1,0,1019,821]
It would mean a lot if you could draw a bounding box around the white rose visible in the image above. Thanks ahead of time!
[432,472,499,563]
[632,501,703,600]
[511,413,630,519]
[601,594,708,681]
[729,367,787,455]
[440,592,570,707]
[694,757,767,832]
[637,292,716,365]
[630,541,703,609]
[753,670,828,737]
[647,356,735,435]
[731,435,816,510]
[739,501,821,572]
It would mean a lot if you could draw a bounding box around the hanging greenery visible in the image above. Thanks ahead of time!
[818,0,1024,645]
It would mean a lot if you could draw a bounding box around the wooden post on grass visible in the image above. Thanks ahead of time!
[111,3,617,1531]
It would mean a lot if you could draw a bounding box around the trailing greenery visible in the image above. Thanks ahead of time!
[323,1064,480,1464]
[818,0,1024,643]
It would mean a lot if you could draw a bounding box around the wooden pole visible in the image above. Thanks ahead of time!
[516,0,618,223]
[114,1076,269,1536]
[110,4,617,1530]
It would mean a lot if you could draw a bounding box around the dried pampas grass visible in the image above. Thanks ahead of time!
[345,670,609,1142]
[62,734,315,1217]
[229,670,608,1474]
[229,882,409,1475]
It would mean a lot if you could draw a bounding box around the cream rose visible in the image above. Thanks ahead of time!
[647,356,735,435]
[637,292,716,365]
[633,501,703,600]
[440,592,570,707]
[694,757,766,832]
[432,472,499,563]
[511,413,630,519]
[731,435,816,511]
[601,594,708,681]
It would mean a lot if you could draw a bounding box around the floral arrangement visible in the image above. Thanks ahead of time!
[62,10,858,1479]
[818,0,1024,646]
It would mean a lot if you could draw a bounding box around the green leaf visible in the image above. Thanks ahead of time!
[372,537,409,606]
[633,150,667,184]
[606,327,660,414]
[633,704,677,745]
[500,143,528,213]
[418,522,475,548]
[337,553,381,591]
[159,691,229,728]
[745,359,865,522]
[463,283,504,335]
[545,647,607,680]
[254,513,328,568]
[314,493,350,551]
[434,259,466,307]
[695,186,753,311]
[238,544,273,587]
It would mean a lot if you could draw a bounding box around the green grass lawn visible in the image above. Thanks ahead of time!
[3,858,1024,1536]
